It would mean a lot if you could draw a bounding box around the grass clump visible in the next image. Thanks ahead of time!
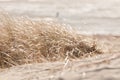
[0,12,102,68]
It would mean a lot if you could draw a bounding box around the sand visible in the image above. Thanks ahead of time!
[0,0,120,80]
[0,0,120,35]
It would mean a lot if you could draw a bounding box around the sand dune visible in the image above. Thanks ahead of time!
[0,0,120,80]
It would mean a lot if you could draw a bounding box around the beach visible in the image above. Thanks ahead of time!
[0,0,120,80]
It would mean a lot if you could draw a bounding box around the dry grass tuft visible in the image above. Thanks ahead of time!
[0,12,102,68]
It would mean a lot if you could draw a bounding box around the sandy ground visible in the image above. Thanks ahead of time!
[0,0,120,80]
[0,0,120,34]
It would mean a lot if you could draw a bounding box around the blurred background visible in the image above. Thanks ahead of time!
[0,0,120,35]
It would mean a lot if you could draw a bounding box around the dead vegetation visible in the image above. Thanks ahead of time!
[0,12,102,68]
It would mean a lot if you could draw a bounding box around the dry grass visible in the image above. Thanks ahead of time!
[0,12,102,68]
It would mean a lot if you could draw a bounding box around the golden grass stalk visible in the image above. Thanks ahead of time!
[0,12,102,68]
